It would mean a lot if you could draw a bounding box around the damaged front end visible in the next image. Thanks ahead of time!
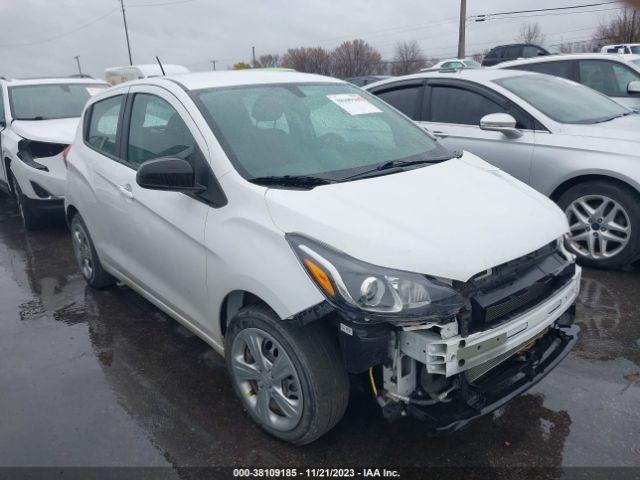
[324,239,580,431]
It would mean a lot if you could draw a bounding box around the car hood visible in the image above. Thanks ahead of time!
[266,153,568,282]
[11,118,79,144]
[561,114,640,144]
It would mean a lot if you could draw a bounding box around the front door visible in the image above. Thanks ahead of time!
[118,85,213,331]
[419,81,536,184]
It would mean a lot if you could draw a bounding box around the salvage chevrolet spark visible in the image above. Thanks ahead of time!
[65,71,580,444]
[0,77,108,229]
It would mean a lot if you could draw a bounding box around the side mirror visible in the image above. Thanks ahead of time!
[627,80,640,96]
[480,113,522,138]
[136,157,203,192]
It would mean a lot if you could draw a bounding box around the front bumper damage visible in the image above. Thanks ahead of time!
[374,266,581,431]
[385,318,578,432]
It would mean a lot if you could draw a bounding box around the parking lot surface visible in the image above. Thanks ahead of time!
[0,196,638,473]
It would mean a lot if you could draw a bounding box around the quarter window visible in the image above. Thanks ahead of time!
[375,85,422,119]
[127,94,198,167]
[86,95,123,158]
[579,60,640,97]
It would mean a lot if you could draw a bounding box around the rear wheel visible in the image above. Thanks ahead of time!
[9,170,42,231]
[225,305,349,444]
[558,180,640,268]
[70,213,116,288]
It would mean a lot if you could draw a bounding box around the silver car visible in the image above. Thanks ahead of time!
[365,69,640,268]
[494,53,640,110]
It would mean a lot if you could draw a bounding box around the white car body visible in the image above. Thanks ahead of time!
[422,58,480,71]
[365,69,640,267]
[494,53,640,110]
[66,71,579,442]
[104,64,190,86]
[601,43,640,55]
[0,77,108,228]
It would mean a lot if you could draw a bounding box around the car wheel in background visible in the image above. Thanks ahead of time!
[558,180,640,268]
[225,305,349,444]
[9,170,42,231]
[70,213,116,288]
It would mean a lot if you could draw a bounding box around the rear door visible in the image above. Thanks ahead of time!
[82,92,132,267]
[371,80,425,120]
[419,79,536,183]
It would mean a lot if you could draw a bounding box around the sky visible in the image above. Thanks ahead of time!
[0,0,626,79]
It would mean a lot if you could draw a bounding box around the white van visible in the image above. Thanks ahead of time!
[104,64,189,86]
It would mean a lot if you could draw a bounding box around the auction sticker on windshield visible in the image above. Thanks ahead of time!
[327,93,382,115]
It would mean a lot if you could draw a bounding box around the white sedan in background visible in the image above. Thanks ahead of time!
[365,69,640,268]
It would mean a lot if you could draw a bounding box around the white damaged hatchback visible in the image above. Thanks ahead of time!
[65,71,580,444]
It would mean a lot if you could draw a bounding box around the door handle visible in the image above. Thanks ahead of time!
[432,131,449,139]
[117,183,134,200]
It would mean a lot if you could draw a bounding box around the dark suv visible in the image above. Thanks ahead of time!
[482,44,550,67]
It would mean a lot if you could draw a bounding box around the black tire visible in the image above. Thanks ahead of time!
[557,180,640,269]
[9,170,42,231]
[225,305,349,445]
[69,213,116,289]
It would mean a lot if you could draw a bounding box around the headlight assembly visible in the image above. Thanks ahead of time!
[286,233,465,322]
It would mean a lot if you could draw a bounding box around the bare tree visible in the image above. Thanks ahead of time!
[518,22,546,45]
[330,39,383,78]
[391,40,426,75]
[594,7,640,45]
[281,47,332,75]
[257,54,281,68]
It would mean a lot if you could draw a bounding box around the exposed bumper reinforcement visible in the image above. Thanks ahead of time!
[394,313,579,432]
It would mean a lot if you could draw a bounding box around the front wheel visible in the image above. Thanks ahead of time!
[225,305,349,444]
[558,180,640,268]
[9,170,42,231]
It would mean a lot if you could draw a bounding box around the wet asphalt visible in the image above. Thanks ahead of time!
[0,196,639,473]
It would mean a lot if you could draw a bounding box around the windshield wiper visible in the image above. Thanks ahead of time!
[250,175,334,190]
[340,151,461,182]
[16,116,46,121]
[594,111,636,123]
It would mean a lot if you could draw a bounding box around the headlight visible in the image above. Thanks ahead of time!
[286,233,465,322]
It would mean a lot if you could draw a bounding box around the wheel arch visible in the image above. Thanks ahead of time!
[65,204,79,227]
[550,173,640,203]
[4,157,12,192]
[219,290,279,337]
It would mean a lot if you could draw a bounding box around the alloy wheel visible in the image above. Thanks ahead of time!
[230,327,303,432]
[72,222,94,280]
[565,195,631,260]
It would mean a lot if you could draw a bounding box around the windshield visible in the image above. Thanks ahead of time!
[193,83,444,181]
[463,60,481,68]
[495,75,630,124]
[9,83,107,120]
[631,46,640,54]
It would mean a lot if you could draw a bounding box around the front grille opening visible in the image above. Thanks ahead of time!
[465,243,574,333]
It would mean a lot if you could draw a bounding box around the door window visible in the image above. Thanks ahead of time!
[86,95,123,157]
[523,61,574,80]
[579,60,640,97]
[127,94,198,167]
[429,86,504,125]
[375,84,422,119]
